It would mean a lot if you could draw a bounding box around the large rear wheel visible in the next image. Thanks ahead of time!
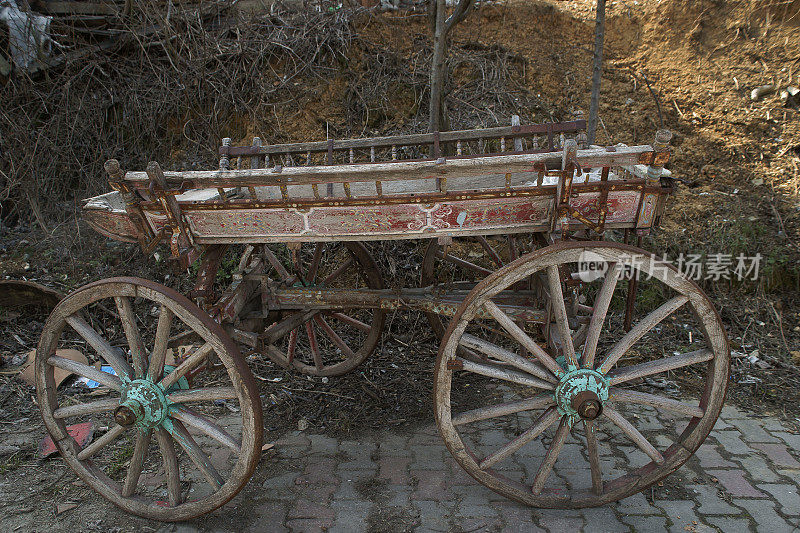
[434,242,729,507]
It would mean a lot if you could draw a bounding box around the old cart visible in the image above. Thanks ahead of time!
[35,120,729,520]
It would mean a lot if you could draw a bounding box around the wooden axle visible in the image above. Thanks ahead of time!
[253,284,548,324]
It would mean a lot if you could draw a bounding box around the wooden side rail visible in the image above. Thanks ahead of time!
[218,119,587,169]
[123,145,667,191]
[220,120,586,158]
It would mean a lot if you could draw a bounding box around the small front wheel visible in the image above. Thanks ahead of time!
[36,277,263,521]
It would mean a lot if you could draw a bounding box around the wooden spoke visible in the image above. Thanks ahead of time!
[571,323,588,349]
[582,263,621,368]
[546,265,577,368]
[459,358,555,390]
[507,235,519,261]
[48,356,122,390]
[307,243,324,283]
[155,427,182,506]
[483,300,564,378]
[292,248,306,284]
[147,304,174,382]
[305,322,322,371]
[168,387,238,404]
[598,295,689,374]
[584,420,603,495]
[263,246,291,281]
[66,315,133,378]
[54,398,119,419]
[609,388,704,418]
[475,236,504,266]
[122,429,152,497]
[459,333,557,383]
[159,342,214,390]
[436,250,493,276]
[328,312,371,333]
[603,406,664,464]
[264,310,318,342]
[479,407,560,470]
[314,315,355,359]
[608,349,713,386]
[453,394,554,426]
[114,296,147,377]
[167,419,225,489]
[322,256,355,285]
[171,406,240,452]
[287,329,298,364]
[77,424,126,461]
[531,416,571,495]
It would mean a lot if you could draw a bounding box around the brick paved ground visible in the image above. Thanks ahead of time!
[2,401,798,532]
[154,402,800,533]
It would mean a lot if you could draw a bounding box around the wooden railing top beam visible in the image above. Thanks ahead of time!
[219,120,587,157]
[123,145,662,190]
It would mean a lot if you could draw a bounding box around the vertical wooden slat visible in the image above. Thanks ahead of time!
[219,137,231,170]
[370,146,376,162]
[512,115,523,152]
[375,181,383,196]
[349,148,355,164]
[250,137,262,169]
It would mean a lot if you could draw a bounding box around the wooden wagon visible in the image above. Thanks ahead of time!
[35,119,729,520]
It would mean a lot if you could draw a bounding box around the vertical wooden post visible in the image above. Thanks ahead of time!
[647,129,672,184]
[587,0,607,145]
[219,138,231,170]
[511,115,523,152]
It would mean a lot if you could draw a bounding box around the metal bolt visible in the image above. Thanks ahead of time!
[114,404,140,427]
[572,391,603,420]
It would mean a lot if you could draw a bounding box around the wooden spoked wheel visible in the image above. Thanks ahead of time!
[421,234,541,339]
[35,278,263,521]
[434,242,729,507]
[260,242,385,376]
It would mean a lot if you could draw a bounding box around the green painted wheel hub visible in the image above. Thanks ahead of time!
[554,367,610,425]
[116,378,171,429]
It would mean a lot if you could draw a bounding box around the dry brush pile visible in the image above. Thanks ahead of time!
[0,1,557,228]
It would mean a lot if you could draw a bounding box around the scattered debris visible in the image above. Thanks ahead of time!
[750,84,775,101]
[19,348,86,387]
[780,86,799,108]
[39,421,94,458]
[78,365,117,389]
[0,279,63,310]
[55,501,79,515]
[746,349,771,369]
[0,0,53,72]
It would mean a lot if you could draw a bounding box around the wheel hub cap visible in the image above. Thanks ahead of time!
[118,378,170,429]
[554,367,610,425]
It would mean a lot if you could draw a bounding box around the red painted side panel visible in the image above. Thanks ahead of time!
[184,209,305,238]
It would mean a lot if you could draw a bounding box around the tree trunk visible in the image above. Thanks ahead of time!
[429,0,447,133]
[587,0,607,145]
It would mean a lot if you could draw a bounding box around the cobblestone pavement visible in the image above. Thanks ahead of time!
[159,402,800,533]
